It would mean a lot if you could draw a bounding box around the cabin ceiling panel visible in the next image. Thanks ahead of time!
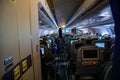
[38,0,112,30]
[53,0,84,27]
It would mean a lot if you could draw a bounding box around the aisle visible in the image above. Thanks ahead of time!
[55,54,69,80]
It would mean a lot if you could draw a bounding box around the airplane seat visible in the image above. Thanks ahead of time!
[103,36,112,40]
[65,40,71,59]
[86,39,93,45]
[40,45,48,80]
[70,41,85,61]
[69,41,85,75]
[40,44,56,62]
[99,62,112,80]
[92,40,113,62]
[40,45,56,80]
[98,47,114,80]
[75,46,102,76]
[109,51,114,61]
[102,51,113,80]
[68,39,78,59]
[104,48,114,63]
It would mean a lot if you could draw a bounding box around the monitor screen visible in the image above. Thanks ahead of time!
[95,43,105,48]
[98,36,102,40]
[75,43,84,49]
[48,39,52,43]
[40,48,44,55]
[70,40,78,44]
[83,50,98,59]
[65,29,70,33]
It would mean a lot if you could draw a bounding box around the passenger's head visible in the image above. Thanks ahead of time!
[43,37,47,41]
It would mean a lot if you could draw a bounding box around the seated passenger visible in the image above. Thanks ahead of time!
[52,44,58,54]
[40,37,47,46]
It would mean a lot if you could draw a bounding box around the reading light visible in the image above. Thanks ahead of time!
[93,62,96,65]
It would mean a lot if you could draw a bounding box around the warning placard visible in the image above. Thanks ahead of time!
[22,59,28,72]
[14,65,20,80]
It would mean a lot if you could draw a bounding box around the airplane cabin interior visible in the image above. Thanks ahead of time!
[0,0,120,80]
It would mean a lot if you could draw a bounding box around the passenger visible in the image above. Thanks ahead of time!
[52,44,58,54]
[55,37,65,53]
[40,37,47,46]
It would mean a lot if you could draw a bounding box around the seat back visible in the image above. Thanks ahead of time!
[76,46,101,75]
[70,41,85,61]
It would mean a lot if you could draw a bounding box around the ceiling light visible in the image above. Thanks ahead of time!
[61,25,66,29]
[39,21,42,23]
